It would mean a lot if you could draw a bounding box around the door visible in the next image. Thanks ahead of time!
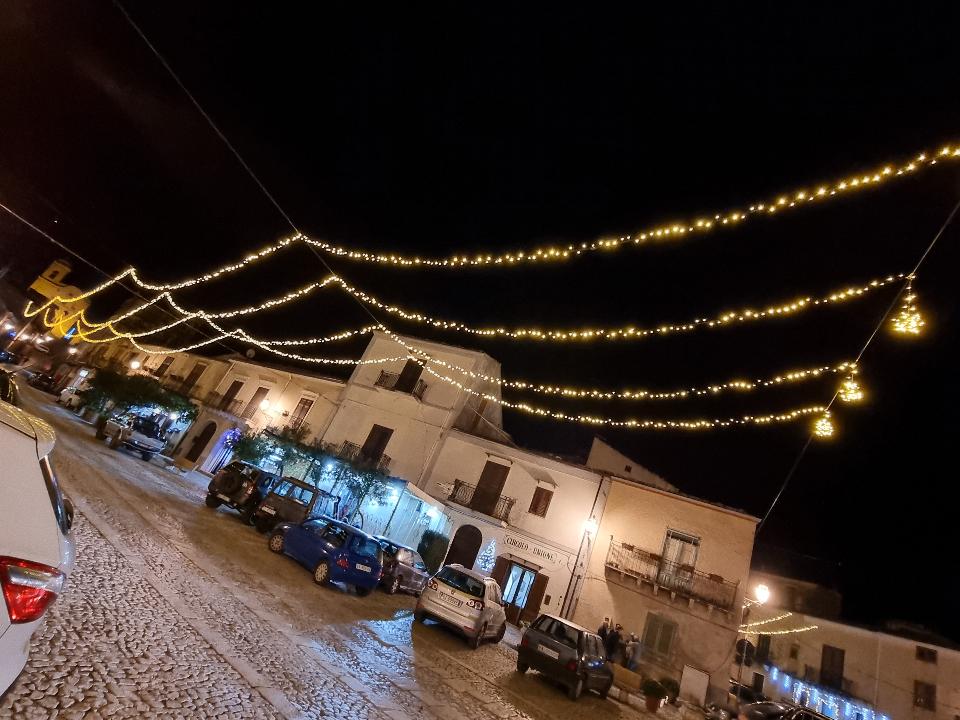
[185,421,217,462]
[501,562,548,624]
[469,461,510,516]
[394,359,424,393]
[242,387,270,419]
[360,424,393,461]
[220,380,244,410]
[820,645,845,690]
[658,529,700,592]
[446,524,483,568]
[181,361,207,392]
[289,397,314,429]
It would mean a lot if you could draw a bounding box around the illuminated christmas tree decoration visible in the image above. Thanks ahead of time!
[813,413,835,438]
[891,279,925,336]
[838,374,864,403]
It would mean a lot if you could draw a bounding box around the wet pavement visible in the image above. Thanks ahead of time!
[2,385,657,720]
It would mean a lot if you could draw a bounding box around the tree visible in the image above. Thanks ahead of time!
[417,530,450,574]
[81,369,197,435]
[230,431,272,466]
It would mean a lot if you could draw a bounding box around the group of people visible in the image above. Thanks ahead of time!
[597,617,642,671]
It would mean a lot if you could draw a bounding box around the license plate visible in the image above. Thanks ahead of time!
[438,592,463,608]
[262,506,276,515]
[537,645,560,659]
[217,494,231,501]
[356,564,371,573]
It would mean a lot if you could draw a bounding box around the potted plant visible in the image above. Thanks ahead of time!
[660,677,680,704]
[642,679,667,713]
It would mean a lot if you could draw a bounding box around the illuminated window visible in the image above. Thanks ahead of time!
[916,646,938,664]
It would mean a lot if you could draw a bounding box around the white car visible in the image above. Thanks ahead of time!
[57,385,85,410]
[103,415,167,461]
[0,402,75,696]
[414,563,507,648]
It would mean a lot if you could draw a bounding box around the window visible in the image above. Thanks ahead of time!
[353,536,382,558]
[436,566,484,598]
[916,646,938,663]
[470,460,510,516]
[289,397,314,429]
[528,486,553,517]
[641,614,677,659]
[48,270,60,281]
[321,525,349,548]
[412,553,427,571]
[914,681,936,711]
[154,356,174,377]
[394,359,424,394]
[756,634,771,662]
[549,620,579,649]
[624,464,632,472]
[242,386,270,419]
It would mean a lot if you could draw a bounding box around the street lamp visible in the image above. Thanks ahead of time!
[129,360,141,370]
[259,398,271,411]
[68,347,78,355]
[583,517,599,537]
[3,323,13,331]
[735,584,771,705]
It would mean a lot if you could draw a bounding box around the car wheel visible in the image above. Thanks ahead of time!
[268,532,285,554]
[599,681,611,699]
[355,585,372,597]
[240,504,256,524]
[313,561,331,586]
[516,660,528,674]
[470,623,487,649]
[141,451,152,461]
[568,676,584,701]
[387,575,400,595]
[494,622,506,642]
[205,495,222,508]
[254,515,273,533]
[414,610,426,623]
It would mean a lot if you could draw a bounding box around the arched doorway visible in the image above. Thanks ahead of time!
[445,524,483,568]
[185,421,217,462]
[202,427,242,474]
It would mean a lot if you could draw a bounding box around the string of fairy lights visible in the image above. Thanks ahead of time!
[14,136,947,434]
[30,142,955,292]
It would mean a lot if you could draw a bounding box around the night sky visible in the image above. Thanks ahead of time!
[2,4,959,639]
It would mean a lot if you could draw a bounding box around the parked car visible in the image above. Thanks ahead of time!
[739,701,794,720]
[0,350,19,365]
[205,461,280,523]
[28,373,56,393]
[375,537,430,595]
[267,518,383,595]
[516,613,613,700]
[104,414,167,461]
[414,563,507,649]
[57,384,87,410]
[0,371,19,407]
[729,681,769,707]
[251,476,340,533]
[0,402,76,696]
[780,708,832,720]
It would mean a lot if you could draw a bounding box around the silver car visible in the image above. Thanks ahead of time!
[414,564,507,648]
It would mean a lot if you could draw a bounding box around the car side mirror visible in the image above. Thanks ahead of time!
[63,496,75,531]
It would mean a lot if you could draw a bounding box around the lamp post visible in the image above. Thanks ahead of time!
[735,583,770,706]
[560,516,598,618]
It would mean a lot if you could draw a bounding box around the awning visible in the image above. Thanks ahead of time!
[516,461,557,487]
[402,481,446,508]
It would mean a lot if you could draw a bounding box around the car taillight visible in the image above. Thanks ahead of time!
[429,580,438,590]
[565,660,578,671]
[466,599,485,611]
[0,557,65,624]
[520,636,529,647]
[336,557,350,569]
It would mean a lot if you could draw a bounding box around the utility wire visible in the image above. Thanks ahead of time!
[757,194,960,532]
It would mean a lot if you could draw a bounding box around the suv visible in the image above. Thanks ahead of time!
[375,537,430,595]
[104,414,167,461]
[0,402,76,696]
[414,564,507,649]
[205,461,280,523]
[268,518,384,596]
[517,614,613,700]
[251,477,340,533]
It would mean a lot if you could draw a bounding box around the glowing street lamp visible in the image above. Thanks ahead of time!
[583,517,599,537]
[259,398,271,411]
[129,360,142,370]
[736,584,773,701]
[68,347,78,355]
[754,583,771,604]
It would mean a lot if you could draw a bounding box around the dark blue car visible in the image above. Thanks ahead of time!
[267,517,384,595]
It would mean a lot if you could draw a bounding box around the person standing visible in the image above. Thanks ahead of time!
[606,623,623,663]
[597,617,611,644]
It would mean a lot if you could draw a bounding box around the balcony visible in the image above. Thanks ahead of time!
[160,376,205,402]
[374,370,428,401]
[326,440,392,475]
[605,539,739,612]
[447,479,516,523]
[203,390,245,417]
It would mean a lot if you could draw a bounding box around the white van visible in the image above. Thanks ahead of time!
[0,402,76,697]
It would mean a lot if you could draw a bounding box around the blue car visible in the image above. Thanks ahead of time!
[267,517,384,595]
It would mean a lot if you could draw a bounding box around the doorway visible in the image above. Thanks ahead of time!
[493,557,549,624]
[445,524,482,568]
[185,421,217,462]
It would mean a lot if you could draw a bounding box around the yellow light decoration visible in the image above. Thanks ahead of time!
[334,273,907,342]
[742,624,819,636]
[813,413,835,438]
[740,611,794,629]
[891,278,925,336]
[838,375,864,403]
[13,142,958,311]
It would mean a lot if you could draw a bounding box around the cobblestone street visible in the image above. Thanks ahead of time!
[1,386,654,720]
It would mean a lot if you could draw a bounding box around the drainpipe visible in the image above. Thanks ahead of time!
[873,633,881,707]
[560,475,609,618]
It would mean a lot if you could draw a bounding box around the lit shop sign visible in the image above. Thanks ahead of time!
[504,535,562,565]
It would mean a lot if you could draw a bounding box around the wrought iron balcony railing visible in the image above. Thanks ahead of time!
[374,370,428,401]
[605,539,738,611]
[203,390,245,417]
[326,440,392,475]
[447,479,515,523]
